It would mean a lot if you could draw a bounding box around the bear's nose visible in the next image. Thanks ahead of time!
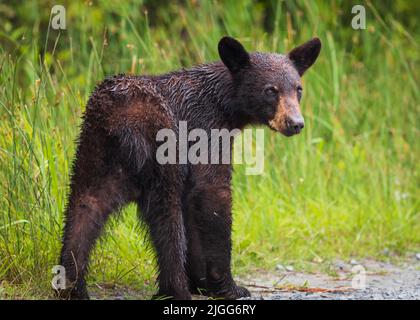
[287,116,305,134]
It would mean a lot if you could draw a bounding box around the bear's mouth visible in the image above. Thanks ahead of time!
[268,120,297,137]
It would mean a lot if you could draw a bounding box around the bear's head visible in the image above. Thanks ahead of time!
[218,36,321,136]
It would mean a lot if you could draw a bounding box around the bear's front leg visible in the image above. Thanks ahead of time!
[186,178,250,299]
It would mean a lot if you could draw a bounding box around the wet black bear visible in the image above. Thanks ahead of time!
[59,36,321,299]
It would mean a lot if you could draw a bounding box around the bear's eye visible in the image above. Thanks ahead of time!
[297,86,303,101]
[264,86,278,97]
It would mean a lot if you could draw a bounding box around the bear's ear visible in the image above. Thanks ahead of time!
[288,37,321,76]
[218,36,250,73]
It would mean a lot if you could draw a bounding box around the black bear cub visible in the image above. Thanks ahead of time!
[59,36,321,299]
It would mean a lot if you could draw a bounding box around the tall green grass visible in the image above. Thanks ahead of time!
[0,0,418,298]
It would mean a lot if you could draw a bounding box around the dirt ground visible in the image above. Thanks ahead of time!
[238,257,420,300]
[89,255,419,300]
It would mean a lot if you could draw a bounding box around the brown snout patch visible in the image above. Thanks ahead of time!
[268,99,288,132]
[268,97,302,134]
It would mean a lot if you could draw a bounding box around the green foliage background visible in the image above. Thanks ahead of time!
[0,0,418,298]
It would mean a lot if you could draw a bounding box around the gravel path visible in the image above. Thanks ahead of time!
[238,257,420,300]
[89,256,419,300]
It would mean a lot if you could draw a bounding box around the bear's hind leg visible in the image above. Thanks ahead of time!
[139,166,191,300]
[59,174,133,299]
